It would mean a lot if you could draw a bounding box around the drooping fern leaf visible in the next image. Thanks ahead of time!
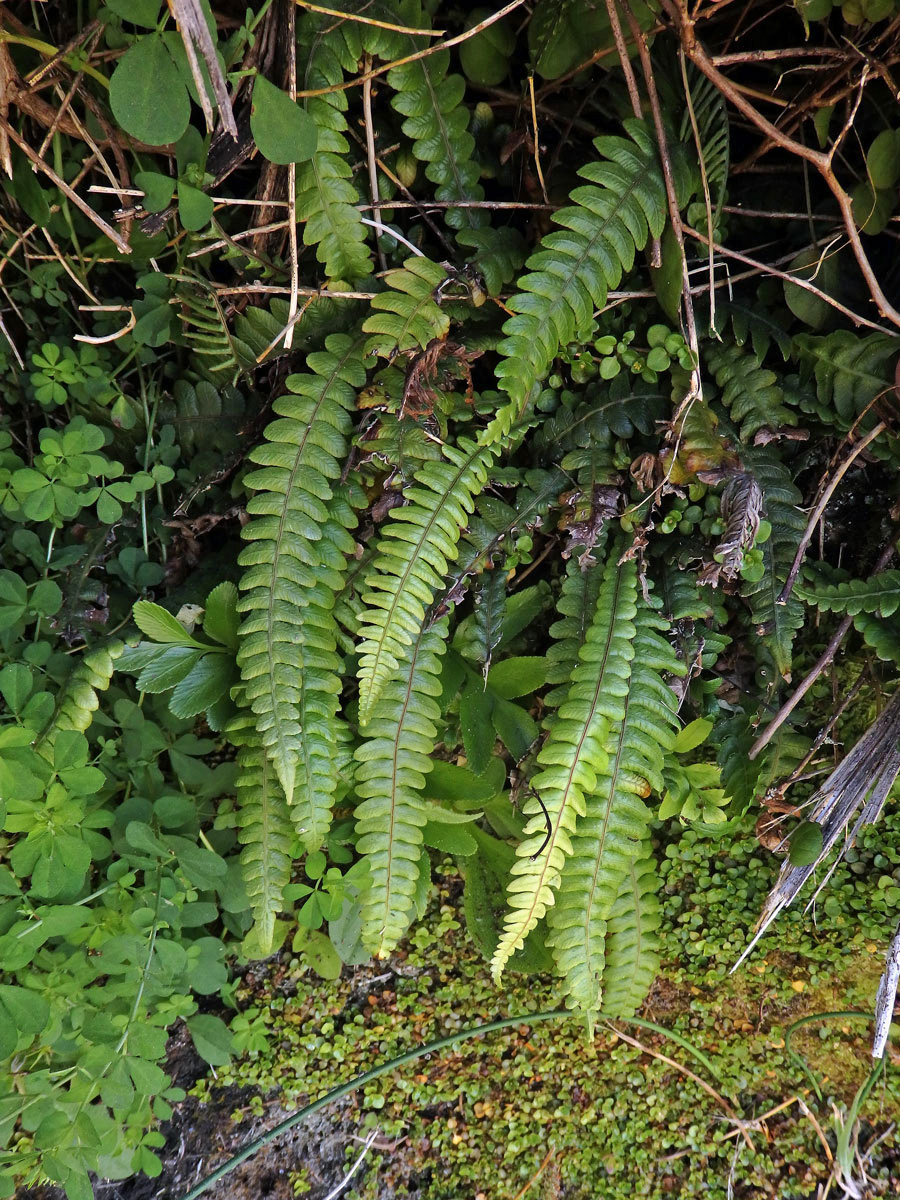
[796,570,900,618]
[237,333,364,836]
[600,849,662,1019]
[705,341,797,440]
[544,558,605,708]
[38,640,123,749]
[175,278,245,383]
[357,436,494,724]
[354,620,447,956]
[546,588,681,1025]
[230,701,293,957]
[491,553,639,983]
[296,13,373,283]
[495,120,667,415]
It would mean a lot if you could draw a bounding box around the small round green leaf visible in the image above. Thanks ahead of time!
[789,820,824,867]
[135,170,174,214]
[177,181,214,231]
[109,36,190,146]
[250,75,317,165]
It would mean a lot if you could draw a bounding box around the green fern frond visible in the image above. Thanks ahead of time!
[39,640,123,748]
[706,341,796,440]
[545,559,605,708]
[797,571,900,618]
[456,227,527,296]
[363,257,451,358]
[794,331,896,432]
[547,593,680,1023]
[230,704,294,957]
[354,620,447,957]
[356,436,493,724]
[715,301,792,361]
[496,121,667,413]
[491,554,639,984]
[175,279,245,383]
[740,449,805,678]
[679,70,729,206]
[600,849,662,1019]
[237,333,364,832]
[386,2,484,230]
[296,14,373,283]
[232,296,360,364]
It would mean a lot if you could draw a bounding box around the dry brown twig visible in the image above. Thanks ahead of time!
[660,0,900,329]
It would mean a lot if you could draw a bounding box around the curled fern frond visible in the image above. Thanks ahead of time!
[600,850,662,1019]
[230,703,293,958]
[356,437,493,724]
[547,592,681,1024]
[705,341,796,440]
[496,121,667,413]
[491,553,639,983]
[354,620,447,957]
[237,333,364,830]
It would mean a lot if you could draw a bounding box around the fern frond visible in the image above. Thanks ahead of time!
[600,849,662,1019]
[547,593,680,1023]
[491,554,639,983]
[363,257,451,358]
[175,279,245,383]
[296,14,372,283]
[456,227,527,296]
[354,620,447,956]
[705,341,796,440]
[40,640,123,748]
[387,2,484,231]
[679,70,729,208]
[356,436,493,723]
[230,704,293,957]
[545,559,605,708]
[237,333,364,831]
[794,331,896,432]
[797,571,900,618]
[740,449,805,678]
[496,121,666,413]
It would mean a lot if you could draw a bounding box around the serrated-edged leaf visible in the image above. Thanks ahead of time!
[169,652,234,719]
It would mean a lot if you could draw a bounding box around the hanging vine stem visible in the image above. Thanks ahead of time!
[659,0,900,330]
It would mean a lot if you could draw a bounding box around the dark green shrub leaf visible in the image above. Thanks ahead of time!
[186,1014,233,1065]
[487,656,547,699]
[789,820,824,867]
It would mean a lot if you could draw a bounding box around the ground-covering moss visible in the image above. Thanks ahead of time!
[196,826,900,1200]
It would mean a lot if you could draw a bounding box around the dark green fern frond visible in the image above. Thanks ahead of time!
[797,571,900,618]
[706,341,797,440]
[386,2,484,231]
[357,436,494,724]
[600,849,662,1019]
[496,121,667,414]
[363,257,451,358]
[794,331,896,434]
[547,591,681,1024]
[354,620,447,957]
[230,703,293,958]
[456,227,527,296]
[740,449,805,679]
[175,279,245,383]
[296,13,372,283]
[492,553,640,983]
[237,333,364,828]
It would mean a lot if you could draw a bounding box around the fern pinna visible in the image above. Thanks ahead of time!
[236,333,365,839]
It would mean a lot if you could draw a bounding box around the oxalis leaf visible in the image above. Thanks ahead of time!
[109,35,190,145]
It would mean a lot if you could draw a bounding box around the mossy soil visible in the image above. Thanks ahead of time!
[20,836,900,1200]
